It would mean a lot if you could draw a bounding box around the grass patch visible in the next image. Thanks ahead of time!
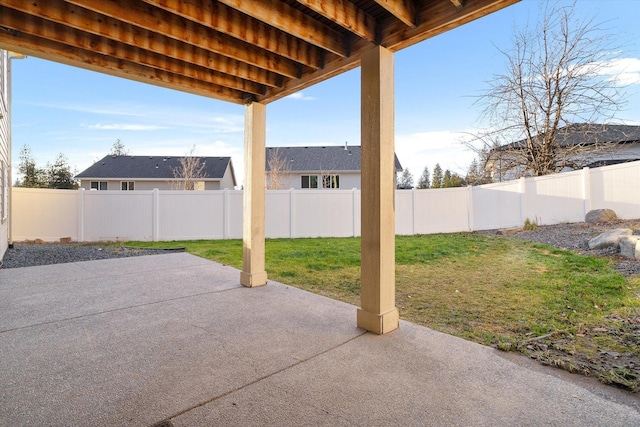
[126,234,640,390]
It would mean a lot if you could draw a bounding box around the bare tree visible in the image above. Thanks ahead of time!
[473,1,627,179]
[266,147,292,190]
[172,146,207,190]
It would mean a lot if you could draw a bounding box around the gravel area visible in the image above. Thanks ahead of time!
[0,243,178,269]
[479,218,640,276]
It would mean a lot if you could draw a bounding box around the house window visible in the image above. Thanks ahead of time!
[301,175,318,188]
[90,181,108,190]
[121,181,135,191]
[322,174,339,189]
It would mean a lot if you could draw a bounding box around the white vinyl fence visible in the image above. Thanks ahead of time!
[12,161,640,242]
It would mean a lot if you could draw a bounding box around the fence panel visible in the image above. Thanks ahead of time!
[292,190,356,238]
[10,161,640,242]
[12,188,78,241]
[159,191,225,240]
[413,188,470,234]
[266,190,292,238]
[524,170,586,225]
[590,162,640,219]
[472,181,522,230]
[83,191,154,241]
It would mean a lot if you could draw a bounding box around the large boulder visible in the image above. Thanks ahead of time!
[588,228,633,250]
[620,236,640,260]
[585,209,618,224]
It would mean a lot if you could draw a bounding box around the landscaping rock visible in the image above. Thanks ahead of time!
[60,237,72,243]
[585,209,618,224]
[588,228,633,250]
[620,236,640,260]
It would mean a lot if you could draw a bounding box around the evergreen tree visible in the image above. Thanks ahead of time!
[417,166,430,189]
[18,145,46,188]
[397,168,414,189]
[46,153,78,189]
[431,163,443,188]
[109,139,129,156]
[442,169,466,188]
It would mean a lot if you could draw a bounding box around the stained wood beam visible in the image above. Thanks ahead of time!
[260,0,519,103]
[0,32,248,104]
[450,0,466,9]
[218,0,348,57]
[381,0,519,51]
[143,0,323,70]
[1,0,281,87]
[372,0,416,27]
[295,0,377,42]
[0,7,265,96]
[66,0,302,79]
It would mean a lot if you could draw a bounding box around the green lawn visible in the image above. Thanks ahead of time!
[126,234,640,390]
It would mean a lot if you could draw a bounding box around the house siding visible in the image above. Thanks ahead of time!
[0,50,9,259]
[270,172,361,189]
[80,179,227,191]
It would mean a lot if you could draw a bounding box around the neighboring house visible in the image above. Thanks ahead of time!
[487,123,640,181]
[75,155,237,191]
[265,144,403,190]
[0,50,9,260]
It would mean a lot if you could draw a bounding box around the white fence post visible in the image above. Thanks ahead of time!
[411,188,416,235]
[223,188,229,239]
[519,177,527,226]
[582,167,591,217]
[77,188,85,242]
[152,188,159,242]
[467,185,474,232]
[289,188,295,238]
[352,188,358,237]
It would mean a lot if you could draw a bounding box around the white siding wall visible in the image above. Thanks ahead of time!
[12,161,640,242]
[273,172,361,189]
[0,51,9,259]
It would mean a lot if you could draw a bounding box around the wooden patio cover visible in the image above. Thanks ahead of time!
[0,0,519,334]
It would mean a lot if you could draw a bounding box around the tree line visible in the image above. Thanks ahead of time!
[15,145,78,189]
[397,158,491,190]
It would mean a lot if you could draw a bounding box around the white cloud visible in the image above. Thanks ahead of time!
[592,57,640,86]
[395,130,478,179]
[84,123,167,131]
[285,92,316,101]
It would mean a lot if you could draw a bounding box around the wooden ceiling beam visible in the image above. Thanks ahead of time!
[217,0,348,57]
[142,0,323,70]
[372,0,416,27]
[0,7,265,96]
[65,0,302,79]
[450,0,466,10]
[0,31,248,104]
[381,0,520,51]
[294,0,377,42]
[1,0,281,87]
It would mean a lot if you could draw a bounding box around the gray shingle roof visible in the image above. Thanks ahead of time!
[504,123,640,150]
[75,155,232,180]
[265,145,403,172]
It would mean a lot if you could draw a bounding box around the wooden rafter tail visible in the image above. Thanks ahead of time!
[217,0,348,57]
[143,0,324,70]
[295,0,378,42]
[373,0,417,27]
[450,0,466,9]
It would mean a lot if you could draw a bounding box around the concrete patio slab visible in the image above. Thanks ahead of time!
[0,253,638,426]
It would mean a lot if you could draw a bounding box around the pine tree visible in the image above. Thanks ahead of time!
[46,153,78,189]
[417,166,430,189]
[18,145,46,188]
[431,163,443,188]
[109,139,129,156]
[397,168,414,189]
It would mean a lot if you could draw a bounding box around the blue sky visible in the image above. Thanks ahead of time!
[9,0,640,186]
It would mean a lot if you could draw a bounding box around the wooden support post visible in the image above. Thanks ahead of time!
[357,45,399,334]
[240,102,268,287]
